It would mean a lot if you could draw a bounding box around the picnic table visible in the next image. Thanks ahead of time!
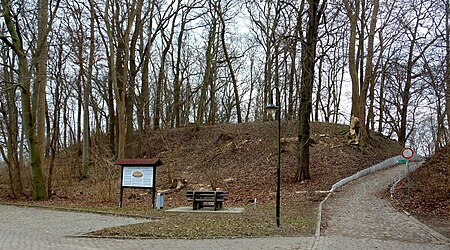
[186,190,229,211]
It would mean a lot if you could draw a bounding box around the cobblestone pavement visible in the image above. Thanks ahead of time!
[0,204,314,249]
[1,162,449,249]
[320,162,450,249]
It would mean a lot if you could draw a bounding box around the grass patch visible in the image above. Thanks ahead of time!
[88,204,316,239]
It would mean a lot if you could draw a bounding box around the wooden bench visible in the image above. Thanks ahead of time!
[186,190,229,211]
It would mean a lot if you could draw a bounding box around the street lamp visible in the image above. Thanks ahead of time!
[265,89,281,227]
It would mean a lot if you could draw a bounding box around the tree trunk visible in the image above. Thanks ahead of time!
[444,0,450,195]
[137,37,148,133]
[22,53,48,199]
[115,34,126,159]
[359,0,379,146]
[82,0,95,177]
[366,72,377,131]
[104,0,138,159]
[47,42,64,196]
[334,43,345,123]
[288,5,303,120]
[1,0,55,200]
[140,42,150,133]
[155,14,177,129]
[74,22,84,177]
[217,3,242,123]
[345,0,360,119]
[246,56,255,122]
[314,55,324,121]
[344,0,379,147]
[125,0,144,155]
[296,0,325,182]
[0,51,23,198]
[153,53,163,129]
[378,62,386,134]
[399,20,419,147]
[173,11,187,128]
[208,53,218,125]
[197,14,217,126]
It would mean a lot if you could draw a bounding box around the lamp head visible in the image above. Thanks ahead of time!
[265,103,279,115]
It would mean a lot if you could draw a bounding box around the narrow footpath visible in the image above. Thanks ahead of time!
[0,162,448,249]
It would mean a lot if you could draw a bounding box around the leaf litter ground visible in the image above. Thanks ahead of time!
[3,121,433,238]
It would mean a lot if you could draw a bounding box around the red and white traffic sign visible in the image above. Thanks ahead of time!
[401,147,415,160]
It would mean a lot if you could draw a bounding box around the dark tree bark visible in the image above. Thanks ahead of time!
[173,11,188,128]
[196,5,218,126]
[217,2,242,123]
[0,0,61,200]
[296,0,326,182]
[47,42,64,196]
[445,0,450,195]
[0,49,24,198]
[125,0,144,153]
[82,0,96,177]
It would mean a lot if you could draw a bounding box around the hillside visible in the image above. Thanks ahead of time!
[0,121,402,209]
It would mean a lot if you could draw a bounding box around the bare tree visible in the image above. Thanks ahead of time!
[445,0,450,194]
[393,0,441,146]
[46,37,65,196]
[0,47,24,198]
[246,0,283,121]
[0,0,60,199]
[296,0,327,182]
[342,0,380,147]
[82,0,96,177]
[102,0,141,159]
[196,0,219,126]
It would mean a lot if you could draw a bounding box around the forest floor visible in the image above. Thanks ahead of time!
[0,121,447,238]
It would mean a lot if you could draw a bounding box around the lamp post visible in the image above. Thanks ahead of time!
[265,89,281,227]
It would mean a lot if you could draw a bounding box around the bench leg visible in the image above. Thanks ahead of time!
[214,192,218,211]
[192,191,197,210]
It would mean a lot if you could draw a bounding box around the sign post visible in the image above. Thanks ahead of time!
[400,148,415,196]
[115,158,163,208]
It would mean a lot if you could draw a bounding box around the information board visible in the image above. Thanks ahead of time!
[122,166,154,188]
[115,158,162,208]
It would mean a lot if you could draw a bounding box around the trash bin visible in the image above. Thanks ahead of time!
[156,192,164,209]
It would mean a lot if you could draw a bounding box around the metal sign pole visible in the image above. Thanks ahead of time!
[406,160,410,196]
[400,147,415,197]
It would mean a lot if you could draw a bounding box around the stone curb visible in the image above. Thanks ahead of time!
[0,202,160,220]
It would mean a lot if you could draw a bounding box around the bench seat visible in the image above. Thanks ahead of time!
[186,190,228,210]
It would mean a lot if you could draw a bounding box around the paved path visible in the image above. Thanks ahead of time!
[0,204,315,249]
[0,162,448,249]
[319,162,449,249]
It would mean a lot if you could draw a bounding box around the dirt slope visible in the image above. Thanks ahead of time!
[1,121,402,209]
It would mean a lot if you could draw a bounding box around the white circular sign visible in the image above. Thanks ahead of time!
[401,147,414,160]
